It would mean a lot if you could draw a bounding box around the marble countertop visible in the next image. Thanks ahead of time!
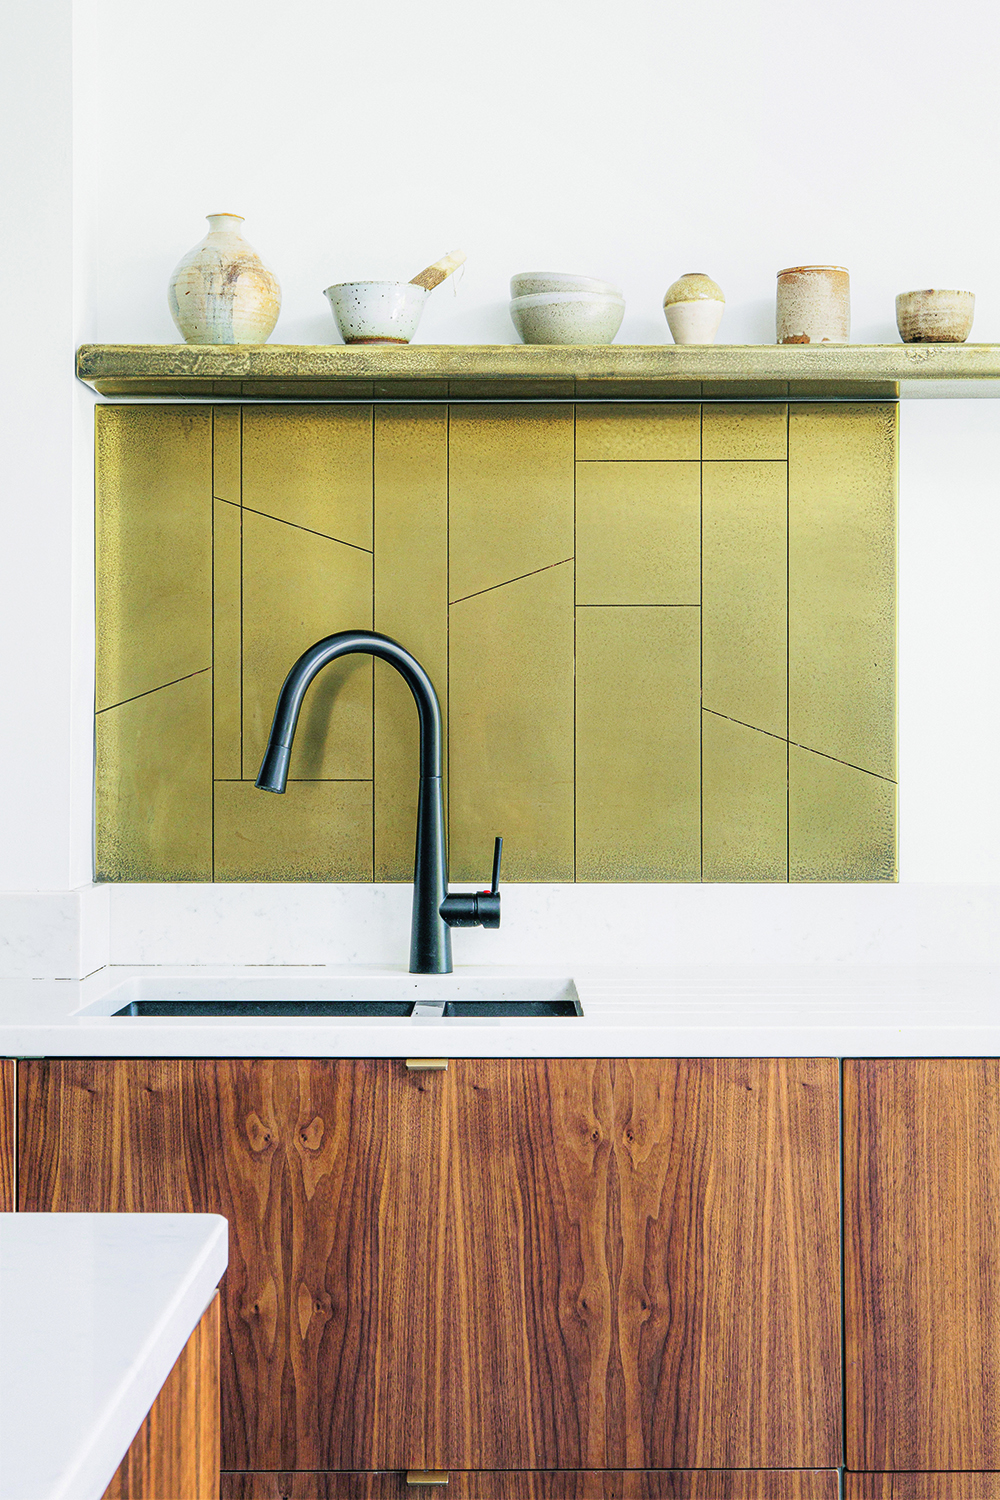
[1,962,999,1056]
[0,1213,227,1500]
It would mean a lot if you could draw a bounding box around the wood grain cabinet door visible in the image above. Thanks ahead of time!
[844,1059,1000,1470]
[18,1058,841,1475]
[0,1059,13,1211]
[434,1059,841,1470]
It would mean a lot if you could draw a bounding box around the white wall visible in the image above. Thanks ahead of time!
[3,0,1000,973]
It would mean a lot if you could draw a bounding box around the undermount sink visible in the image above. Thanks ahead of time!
[77,975,582,1020]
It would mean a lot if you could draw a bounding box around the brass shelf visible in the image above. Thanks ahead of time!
[76,341,1000,401]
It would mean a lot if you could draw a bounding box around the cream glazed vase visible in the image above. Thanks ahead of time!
[663,273,725,344]
[168,213,281,344]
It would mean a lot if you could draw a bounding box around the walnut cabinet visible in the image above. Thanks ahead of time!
[17,1057,841,1495]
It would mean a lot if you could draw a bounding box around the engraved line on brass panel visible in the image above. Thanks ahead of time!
[96,665,212,715]
[450,555,574,607]
[703,709,898,783]
[218,495,374,553]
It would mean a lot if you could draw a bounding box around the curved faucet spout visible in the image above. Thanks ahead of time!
[255,630,450,974]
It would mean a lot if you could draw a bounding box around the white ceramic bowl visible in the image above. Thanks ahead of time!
[511,270,622,299]
[509,291,625,346]
[324,280,427,344]
[895,288,975,344]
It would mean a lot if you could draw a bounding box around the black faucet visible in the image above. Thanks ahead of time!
[255,630,501,974]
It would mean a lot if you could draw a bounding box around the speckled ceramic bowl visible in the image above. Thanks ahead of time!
[509,291,625,345]
[324,280,427,344]
[896,288,975,343]
[510,270,622,299]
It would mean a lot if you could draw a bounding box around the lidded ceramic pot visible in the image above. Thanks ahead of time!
[168,213,281,345]
[663,273,725,344]
[776,265,850,345]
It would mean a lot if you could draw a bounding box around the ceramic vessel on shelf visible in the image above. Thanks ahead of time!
[510,270,622,298]
[325,281,428,344]
[509,291,625,345]
[168,213,280,345]
[776,265,850,344]
[896,288,975,343]
[663,272,725,344]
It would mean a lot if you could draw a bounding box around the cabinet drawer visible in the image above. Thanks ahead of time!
[221,1472,840,1500]
[845,1480,1000,1499]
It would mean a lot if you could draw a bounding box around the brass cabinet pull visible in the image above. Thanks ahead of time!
[406,1473,449,1485]
[405,1058,449,1071]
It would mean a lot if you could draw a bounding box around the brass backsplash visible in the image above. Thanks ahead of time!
[95,401,897,884]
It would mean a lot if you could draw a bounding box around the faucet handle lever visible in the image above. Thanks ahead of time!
[440,835,503,931]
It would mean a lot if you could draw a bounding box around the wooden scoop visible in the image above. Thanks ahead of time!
[410,250,466,292]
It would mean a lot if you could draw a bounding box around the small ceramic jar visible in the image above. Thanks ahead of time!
[895,288,975,343]
[663,273,725,344]
[776,265,850,345]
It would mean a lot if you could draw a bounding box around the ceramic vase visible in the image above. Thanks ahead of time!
[168,214,280,345]
[663,273,725,344]
[776,265,850,344]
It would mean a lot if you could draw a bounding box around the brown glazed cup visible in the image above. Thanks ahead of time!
[896,288,975,343]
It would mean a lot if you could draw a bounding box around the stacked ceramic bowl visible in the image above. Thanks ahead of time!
[509,271,625,345]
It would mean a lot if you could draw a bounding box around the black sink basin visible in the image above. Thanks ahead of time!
[112,998,581,1019]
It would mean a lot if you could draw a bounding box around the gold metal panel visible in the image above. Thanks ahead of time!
[576,380,703,399]
[241,508,373,781]
[703,403,788,460]
[241,405,373,546]
[700,380,789,400]
[214,779,372,881]
[372,380,450,400]
[96,672,212,881]
[96,405,212,710]
[212,499,242,779]
[702,712,787,882]
[576,607,700,880]
[789,745,896,882]
[702,459,787,736]
[447,378,577,400]
[373,406,449,881]
[575,403,700,460]
[448,405,574,601]
[787,379,899,400]
[576,462,700,605]
[212,406,241,502]
[449,562,574,882]
[241,380,376,399]
[789,403,897,778]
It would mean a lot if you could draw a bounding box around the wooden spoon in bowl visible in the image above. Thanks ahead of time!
[410,250,466,292]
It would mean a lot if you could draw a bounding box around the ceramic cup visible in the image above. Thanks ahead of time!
[776,265,850,344]
[895,288,975,343]
[663,273,725,344]
[509,291,625,345]
[324,281,427,344]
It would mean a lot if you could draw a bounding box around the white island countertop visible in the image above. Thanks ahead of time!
[1,962,999,1056]
[0,1213,228,1500]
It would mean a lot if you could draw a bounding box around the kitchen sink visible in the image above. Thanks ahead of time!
[112,998,580,1018]
[78,974,582,1020]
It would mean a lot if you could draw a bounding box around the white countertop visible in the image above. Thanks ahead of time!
[1,962,999,1055]
[0,1213,228,1500]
